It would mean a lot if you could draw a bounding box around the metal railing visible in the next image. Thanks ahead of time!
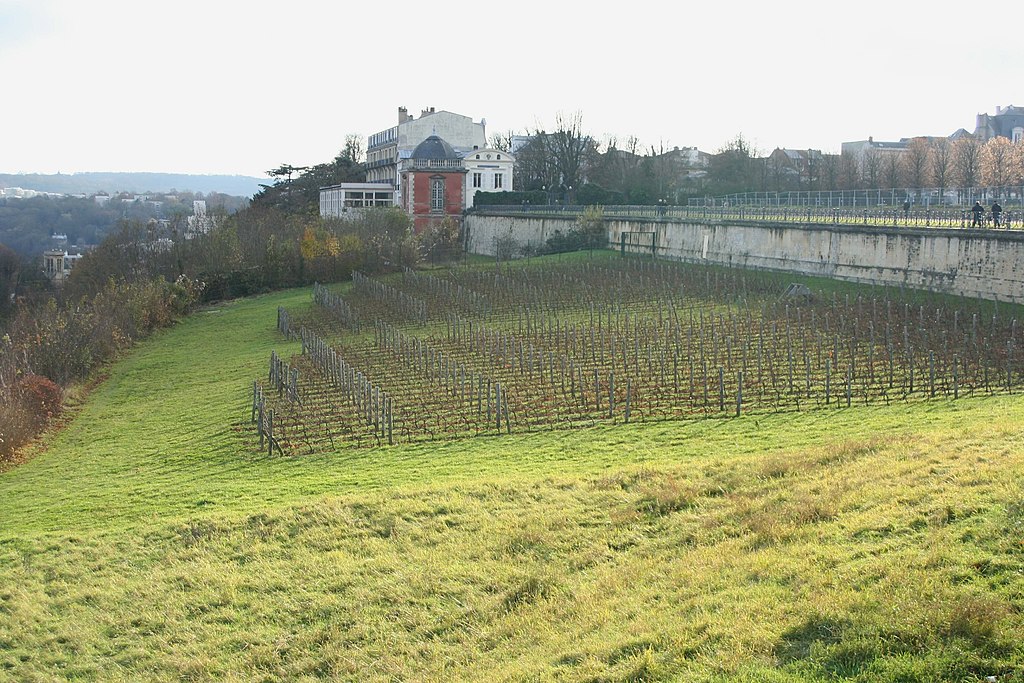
[693,187,1024,209]
[471,204,1023,230]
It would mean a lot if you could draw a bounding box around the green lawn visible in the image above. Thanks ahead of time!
[1,282,1023,682]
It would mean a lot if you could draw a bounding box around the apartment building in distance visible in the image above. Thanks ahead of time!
[365,107,487,203]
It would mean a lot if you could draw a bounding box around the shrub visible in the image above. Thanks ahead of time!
[0,374,62,461]
[16,374,63,427]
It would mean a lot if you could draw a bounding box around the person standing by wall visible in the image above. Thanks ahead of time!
[992,200,1003,228]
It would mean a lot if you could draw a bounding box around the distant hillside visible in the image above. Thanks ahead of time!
[0,172,267,198]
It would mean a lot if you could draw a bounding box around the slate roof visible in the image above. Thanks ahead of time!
[411,135,459,161]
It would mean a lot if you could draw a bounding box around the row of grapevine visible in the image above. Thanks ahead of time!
[248,259,1023,453]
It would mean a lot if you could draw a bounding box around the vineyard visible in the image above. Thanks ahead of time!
[250,256,1024,454]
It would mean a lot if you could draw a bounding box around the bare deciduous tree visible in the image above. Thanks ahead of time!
[1012,142,1024,186]
[882,152,903,190]
[981,137,1015,188]
[928,138,953,201]
[820,153,839,192]
[489,130,516,153]
[902,138,930,200]
[952,135,982,188]
[342,134,365,164]
[861,150,881,188]
[538,111,593,196]
[839,151,860,190]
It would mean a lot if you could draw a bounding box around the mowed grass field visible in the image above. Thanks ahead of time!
[2,273,1024,682]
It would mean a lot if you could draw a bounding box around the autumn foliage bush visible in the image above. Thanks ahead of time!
[0,275,202,462]
[0,375,62,461]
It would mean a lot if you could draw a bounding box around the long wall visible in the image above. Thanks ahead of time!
[464,213,1024,303]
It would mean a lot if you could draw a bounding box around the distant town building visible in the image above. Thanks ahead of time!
[1,187,43,199]
[184,200,216,239]
[366,107,486,203]
[975,105,1024,143]
[657,146,711,186]
[510,135,534,155]
[840,137,909,161]
[766,148,831,188]
[42,250,83,284]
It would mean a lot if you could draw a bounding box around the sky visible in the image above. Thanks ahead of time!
[2,0,1022,180]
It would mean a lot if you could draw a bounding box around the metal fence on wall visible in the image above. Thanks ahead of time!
[691,187,1024,209]
[472,204,1021,230]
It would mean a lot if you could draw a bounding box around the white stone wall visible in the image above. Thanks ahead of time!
[465,213,1024,303]
[465,214,565,255]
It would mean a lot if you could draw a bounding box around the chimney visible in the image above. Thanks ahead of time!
[868,136,873,143]
[399,106,410,124]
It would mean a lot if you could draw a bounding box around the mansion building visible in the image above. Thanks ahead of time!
[365,107,487,203]
[321,106,514,230]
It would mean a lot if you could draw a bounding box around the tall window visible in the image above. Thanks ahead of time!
[473,172,482,188]
[494,173,503,189]
[431,178,445,211]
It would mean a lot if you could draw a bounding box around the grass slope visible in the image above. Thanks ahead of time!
[1,283,1023,682]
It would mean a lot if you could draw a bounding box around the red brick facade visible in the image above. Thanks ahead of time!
[402,169,466,233]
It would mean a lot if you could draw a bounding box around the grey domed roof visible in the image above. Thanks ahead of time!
[411,135,458,160]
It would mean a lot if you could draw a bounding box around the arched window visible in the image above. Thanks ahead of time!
[431,178,445,211]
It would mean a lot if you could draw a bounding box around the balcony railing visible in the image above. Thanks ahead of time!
[404,158,464,171]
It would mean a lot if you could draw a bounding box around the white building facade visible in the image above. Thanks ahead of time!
[462,147,514,207]
[319,182,396,219]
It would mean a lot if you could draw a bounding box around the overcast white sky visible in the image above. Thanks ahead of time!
[2,0,1021,179]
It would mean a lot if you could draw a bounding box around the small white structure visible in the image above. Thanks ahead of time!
[462,147,514,207]
[185,199,216,239]
[319,182,396,218]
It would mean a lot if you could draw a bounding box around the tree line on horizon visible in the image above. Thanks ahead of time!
[483,113,1024,203]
